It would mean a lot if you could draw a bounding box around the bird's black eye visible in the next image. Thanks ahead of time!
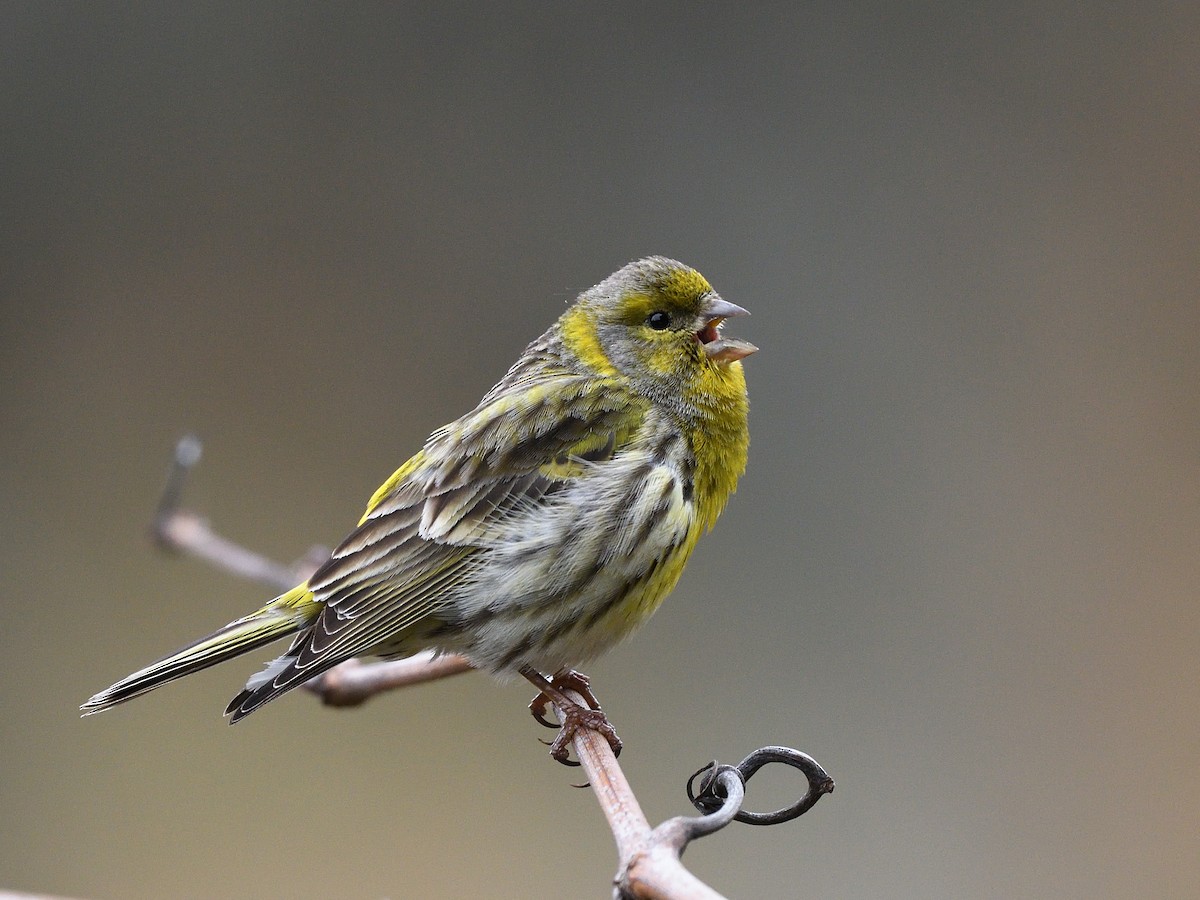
[646,311,671,330]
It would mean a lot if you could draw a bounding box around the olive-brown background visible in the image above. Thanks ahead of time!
[3,4,1198,898]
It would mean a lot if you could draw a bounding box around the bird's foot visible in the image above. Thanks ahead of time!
[522,667,623,766]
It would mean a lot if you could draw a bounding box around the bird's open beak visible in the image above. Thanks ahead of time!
[696,296,757,363]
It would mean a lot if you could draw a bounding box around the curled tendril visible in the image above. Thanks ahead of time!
[687,745,835,826]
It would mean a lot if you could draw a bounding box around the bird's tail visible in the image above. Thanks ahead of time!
[80,584,319,715]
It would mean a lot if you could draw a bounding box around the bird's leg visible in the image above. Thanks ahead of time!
[527,668,603,727]
[521,666,623,765]
[551,668,603,710]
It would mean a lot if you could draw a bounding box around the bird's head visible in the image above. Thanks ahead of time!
[562,257,757,408]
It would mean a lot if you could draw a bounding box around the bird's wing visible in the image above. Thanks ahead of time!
[316,372,645,621]
[226,373,647,719]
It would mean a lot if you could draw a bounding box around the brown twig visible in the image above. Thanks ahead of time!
[144,436,833,898]
[302,653,473,706]
[563,687,732,899]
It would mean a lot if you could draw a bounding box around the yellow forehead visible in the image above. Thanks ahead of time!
[655,267,712,303]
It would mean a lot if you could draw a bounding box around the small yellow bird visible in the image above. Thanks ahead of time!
[82,256,755,759]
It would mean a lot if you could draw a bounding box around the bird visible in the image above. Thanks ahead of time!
[82,256,756,761]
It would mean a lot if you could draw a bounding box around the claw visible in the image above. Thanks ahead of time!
[545,705,622,765]
[528,693,562,730]
[537,734,582,765]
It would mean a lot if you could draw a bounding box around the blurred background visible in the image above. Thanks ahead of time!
[3,3,1198,898]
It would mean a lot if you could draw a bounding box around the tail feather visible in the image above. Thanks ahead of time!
[224,646,350,723]
[81,586,318,716]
